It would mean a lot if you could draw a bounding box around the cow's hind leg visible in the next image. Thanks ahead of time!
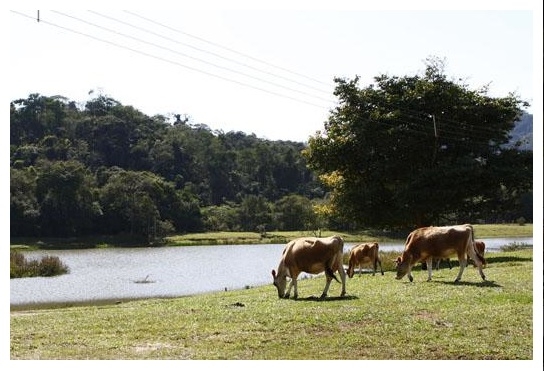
[454,257,467,283]
[425,257,433,281]
[377,258,384,275]
[320,276,333,299]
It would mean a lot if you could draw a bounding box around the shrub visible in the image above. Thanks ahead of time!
[500,242,531,251]
[10,251,69,278]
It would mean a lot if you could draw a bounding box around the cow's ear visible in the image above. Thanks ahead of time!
[271,269,276,278]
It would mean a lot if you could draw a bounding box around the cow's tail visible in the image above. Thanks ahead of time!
[325,249,342,283]
[325,266,340,283]
[468,225,486,266]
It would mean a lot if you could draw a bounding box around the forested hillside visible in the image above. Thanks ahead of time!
[10,93,324,241]
[508,113,533,151]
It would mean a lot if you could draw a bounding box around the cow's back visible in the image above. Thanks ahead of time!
[351,243,378,262]
[405,225,472,259]
[285,236,343,273]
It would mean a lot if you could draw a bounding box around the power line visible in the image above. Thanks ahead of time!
[11,10,334,109]
[90,11,333,96]
[337,95,516,139]
[124,10,334,89]
[50,10,335,105]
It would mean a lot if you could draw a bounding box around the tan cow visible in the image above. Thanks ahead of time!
[271,235,346,299]
[346,242,384,278]
[395,224,486,283]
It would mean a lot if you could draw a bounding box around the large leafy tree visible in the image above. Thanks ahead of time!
[303,58,531,228]
[35,160,100,236]
[10,167,40,236]
[99,169,202,240]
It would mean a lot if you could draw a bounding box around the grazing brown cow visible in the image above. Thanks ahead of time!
[347,242,384,278]
[271,235,346,299]
[395,224,486,283]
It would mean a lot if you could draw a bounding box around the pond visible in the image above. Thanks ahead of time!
[10,237,533,307]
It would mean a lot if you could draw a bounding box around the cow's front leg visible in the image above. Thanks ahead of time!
[291,279,299,299]
[284,280,294,299]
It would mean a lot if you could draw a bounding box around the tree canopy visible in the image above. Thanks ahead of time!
[303,58,532,229]
[10,93,323,240]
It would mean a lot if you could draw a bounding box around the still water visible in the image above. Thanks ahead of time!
[10,237,532,307]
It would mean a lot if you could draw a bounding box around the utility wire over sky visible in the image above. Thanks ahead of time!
[12,10,336,109]
[9,7,537,142]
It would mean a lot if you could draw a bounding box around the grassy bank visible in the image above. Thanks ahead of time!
[10,223,534,250]
[10,248,534,360]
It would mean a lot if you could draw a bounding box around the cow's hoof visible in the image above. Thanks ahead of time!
[454,279,460,283]
[408,276,413,282]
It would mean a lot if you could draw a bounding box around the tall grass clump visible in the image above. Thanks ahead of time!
[500,242,531,251]
[10,251,69,278]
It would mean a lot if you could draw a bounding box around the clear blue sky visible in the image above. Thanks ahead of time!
[8,1,541,142]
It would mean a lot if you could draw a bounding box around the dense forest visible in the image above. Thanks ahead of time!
[10,93,325,241]
[10,67,533,243]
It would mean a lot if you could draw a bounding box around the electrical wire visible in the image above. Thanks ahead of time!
[124,10,333,89]
[11,10,334,109]
[91,10,333,96]
[50,10,335,105]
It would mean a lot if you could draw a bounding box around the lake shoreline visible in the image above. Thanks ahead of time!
[11,224,534,310]
[10,224,534,251]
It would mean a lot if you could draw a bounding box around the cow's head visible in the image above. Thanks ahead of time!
[394,255,412,280]
[271,269,288,299]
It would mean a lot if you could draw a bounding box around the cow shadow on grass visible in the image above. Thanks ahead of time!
[422,255,532,270]
[440,280,502,288]
[297,295,359,302]
[485,255,532,264]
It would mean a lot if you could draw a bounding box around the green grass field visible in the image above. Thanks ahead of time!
[10,248,535,360]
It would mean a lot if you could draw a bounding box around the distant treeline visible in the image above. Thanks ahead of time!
[10,94,324,241]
